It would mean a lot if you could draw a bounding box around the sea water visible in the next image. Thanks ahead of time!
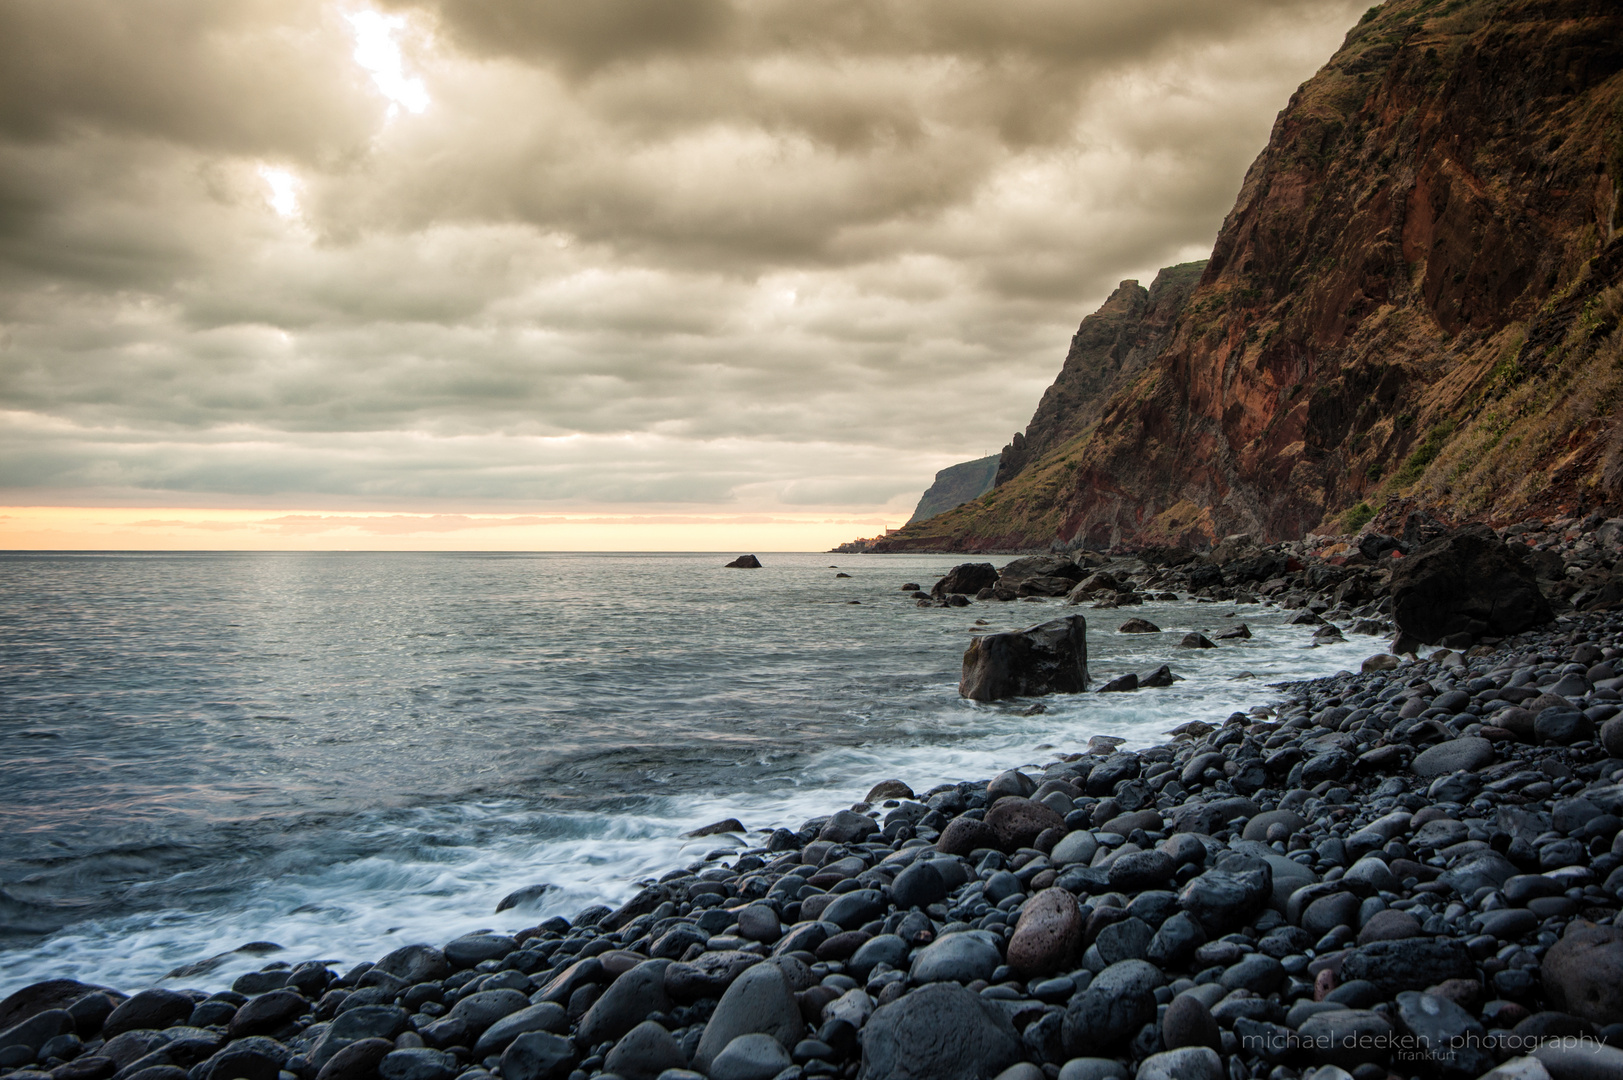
[0,551,1375,994]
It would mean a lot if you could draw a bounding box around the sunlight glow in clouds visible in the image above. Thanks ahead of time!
[256,165,303,218]
[345,9,429,116]
[0,0,1372,550]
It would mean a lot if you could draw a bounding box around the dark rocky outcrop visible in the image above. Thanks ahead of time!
[723,555,762,568]
[932,563,1000,599]
[1390,524,1554,644]
[959,616,1089,701]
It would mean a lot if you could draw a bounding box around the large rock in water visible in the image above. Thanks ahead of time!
[1389,524,1552,644]
[960,616,1089,701]
[997,555,1083,584]
[724,554,762,568]
[858,982,1021,1080]
[933,562,999,598]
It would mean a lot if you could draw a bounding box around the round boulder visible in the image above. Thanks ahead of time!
[1601,716,1623,759]
[576,960,670,1047]
[984,798,1066,853]
[857,983,1021,1080]
[1541,922,1623,1026]
[692,962,804,1073]
[372,946,449,986]
[1535,708,1594,746]
[602,1021,686,1080]
[1135,1047,1221,1080]
[443,934,516,969]
[709,1033,792,1080]
[1161,995,1220,1053]
[1107,850,1175,892]
[936,817,1001,857]
[911,933,1002,985]
[1411,736,1494,778]
[1006,889,1084,977]
[1061,960,1162,1055]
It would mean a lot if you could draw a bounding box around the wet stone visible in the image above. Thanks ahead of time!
[692,962,804,1073]
[1093,917,1152,966]
[857,982,1021,1080]
[377,1049,458,1080]
[1394,991,1495,1078]
[911,933,1002,985]
[1160,995,1219,1053]
[1061,960,1161,1055]
[601,1021,686,1080]
[442,935,516,970]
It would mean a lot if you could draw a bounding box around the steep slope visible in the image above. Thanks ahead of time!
[995,262,1206,487]
[876,0,1623,554]
[908,455,999,524]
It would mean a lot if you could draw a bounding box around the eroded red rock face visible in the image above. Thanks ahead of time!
[879,0,1623,554]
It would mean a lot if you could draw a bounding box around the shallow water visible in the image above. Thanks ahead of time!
[0,551,1375,995]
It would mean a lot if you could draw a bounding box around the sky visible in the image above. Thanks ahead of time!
[0,0,1369,550]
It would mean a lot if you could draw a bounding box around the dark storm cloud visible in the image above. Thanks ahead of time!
[0,0,380,155]
[0,0,1369,512]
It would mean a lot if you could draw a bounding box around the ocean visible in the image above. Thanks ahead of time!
[0,551,1375,995]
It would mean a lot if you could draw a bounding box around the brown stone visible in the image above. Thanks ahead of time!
[1006,888,1084,976]
[984,798,1067,853]
[1161,994,1221,1052]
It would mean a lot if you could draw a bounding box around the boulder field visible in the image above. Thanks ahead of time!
[12,611,1623,1079]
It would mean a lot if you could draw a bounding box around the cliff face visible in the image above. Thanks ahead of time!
[994,262,1205,487]
[876,0,1623,554]
[908,455,999,525]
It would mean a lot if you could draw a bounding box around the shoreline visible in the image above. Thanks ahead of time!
[6,605,1623,1080]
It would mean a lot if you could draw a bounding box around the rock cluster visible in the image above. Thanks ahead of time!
[919,517,1623,677]
[13,614,1623,1080]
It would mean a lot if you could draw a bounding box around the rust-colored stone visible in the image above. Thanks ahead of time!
[1006,888,1084,976]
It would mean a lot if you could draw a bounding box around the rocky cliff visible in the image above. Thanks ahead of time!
[908,455,1000,525]
[874,0,1623,554]
[994,263,1205,487]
